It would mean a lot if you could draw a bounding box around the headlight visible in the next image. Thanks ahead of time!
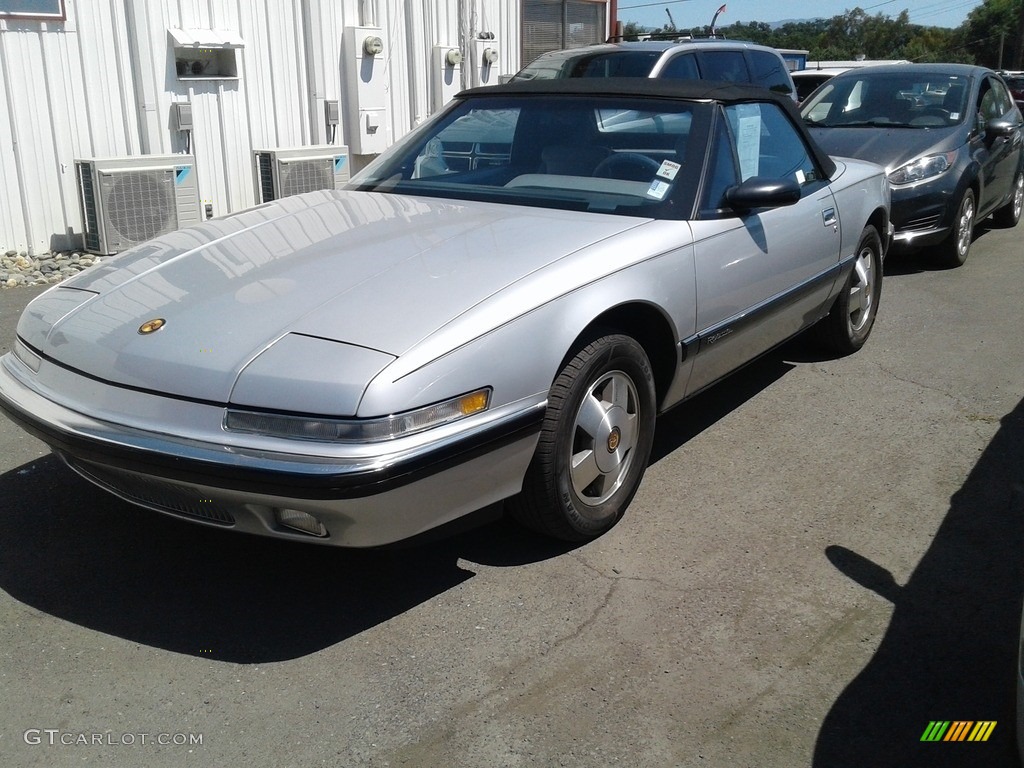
[224,388,491,442]
[887,151,957,185]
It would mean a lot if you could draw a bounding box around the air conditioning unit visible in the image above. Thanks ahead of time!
[253,146,350,204]
[75,155,201,255]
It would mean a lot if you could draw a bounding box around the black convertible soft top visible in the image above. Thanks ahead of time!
[458,77,837,179]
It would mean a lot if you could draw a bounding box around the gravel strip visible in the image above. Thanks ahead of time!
[1,249,105,288]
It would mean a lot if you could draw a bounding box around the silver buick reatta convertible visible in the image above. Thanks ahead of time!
[0,79,890,547]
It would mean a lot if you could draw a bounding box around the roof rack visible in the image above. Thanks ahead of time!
[605,31,729,43]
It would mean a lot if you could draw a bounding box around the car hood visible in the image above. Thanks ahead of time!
[18,190,645,403]
[807,124,962,174]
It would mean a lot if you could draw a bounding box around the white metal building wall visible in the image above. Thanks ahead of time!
[0,0,526,255]
[0,3,141,253]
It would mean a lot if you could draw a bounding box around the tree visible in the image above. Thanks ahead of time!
[621,21,648,39]
[708,8,969,63]
[959,0,1023,69]
[613,4,984,64]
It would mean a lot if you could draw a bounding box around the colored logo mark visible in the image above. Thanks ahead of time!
[175,166,191,184]
[920,721,997,742]
[137,318,166,335]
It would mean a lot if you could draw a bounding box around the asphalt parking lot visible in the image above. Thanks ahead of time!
[0,222,1022,768]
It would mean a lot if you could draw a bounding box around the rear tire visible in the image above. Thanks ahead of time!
[509,333,656,542]
[936,188,975,267]
[815,225,882,355]
[993,171,1023,228]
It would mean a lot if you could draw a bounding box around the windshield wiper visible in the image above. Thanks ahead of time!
[830,120,921,128]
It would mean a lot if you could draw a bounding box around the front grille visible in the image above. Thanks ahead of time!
[68,460,236,526]
[901,213,942,232]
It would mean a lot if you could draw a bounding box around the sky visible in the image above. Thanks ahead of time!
[617,0,985,31]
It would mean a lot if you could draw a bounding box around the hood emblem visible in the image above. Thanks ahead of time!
[138,318,166,335]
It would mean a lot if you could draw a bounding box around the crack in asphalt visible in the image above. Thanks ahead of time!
[572,550,680,594]
[873,362,961,401]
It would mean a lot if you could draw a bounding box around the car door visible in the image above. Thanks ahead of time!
[975,75,1022,215]
[686,100,841,395]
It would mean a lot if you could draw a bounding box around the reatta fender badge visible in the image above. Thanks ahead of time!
[138,318,166,335]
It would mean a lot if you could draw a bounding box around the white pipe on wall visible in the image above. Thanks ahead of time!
[359,0,376,27]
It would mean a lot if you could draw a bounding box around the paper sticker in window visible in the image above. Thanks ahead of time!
[647,179,671,200]
[657,160,681,181]
[733,104,761,180]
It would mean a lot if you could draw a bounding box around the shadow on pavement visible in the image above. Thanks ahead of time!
[0,344,805,665]
[651,348,796,463]
[0,454,578,664]
[814,397,1024,766]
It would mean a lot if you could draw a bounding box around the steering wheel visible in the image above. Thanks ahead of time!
[593,153,662,182]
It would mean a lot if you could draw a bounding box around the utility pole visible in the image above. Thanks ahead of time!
[1016,0,1024,69]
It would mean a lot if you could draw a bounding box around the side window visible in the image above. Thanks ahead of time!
[696,51,749,83]
[723,102,819,185]
[987,78,1013,117]
[661,53,699,80]
[979,83,999,121]
[701,118,740,213]
[747,50,793,96]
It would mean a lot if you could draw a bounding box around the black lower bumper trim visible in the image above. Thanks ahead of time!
[0,395,544,501]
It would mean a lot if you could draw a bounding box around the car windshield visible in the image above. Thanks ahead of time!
[350,94,698,220]
[801,72,970,128]
[514,50,661,80]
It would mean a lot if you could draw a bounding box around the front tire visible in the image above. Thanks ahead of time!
[993,171,1023,228]
[816,225,882,355]
[936,188,975,267]
[509,334,656,541]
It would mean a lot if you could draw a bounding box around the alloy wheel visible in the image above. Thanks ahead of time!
[569,370,640,510]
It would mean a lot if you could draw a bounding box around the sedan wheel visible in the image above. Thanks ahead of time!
[993,172,1024,228]
[937,188,975,267]
[509,334,656,541]
[815,225,882,354]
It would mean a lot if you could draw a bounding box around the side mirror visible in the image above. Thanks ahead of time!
[725,176,802,211]
[985,117,1018,142]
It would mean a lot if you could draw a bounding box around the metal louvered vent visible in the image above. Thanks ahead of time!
[103,170,178,243]
[522,0,606,65]
[279,158,334,197]
[77,163,101,253]
[256,152,276,203]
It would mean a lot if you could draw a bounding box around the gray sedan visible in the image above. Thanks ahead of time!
[0,79,890,547]
[802,64,1024,267]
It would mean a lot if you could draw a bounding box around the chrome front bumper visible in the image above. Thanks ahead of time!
[0,351,545,547]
